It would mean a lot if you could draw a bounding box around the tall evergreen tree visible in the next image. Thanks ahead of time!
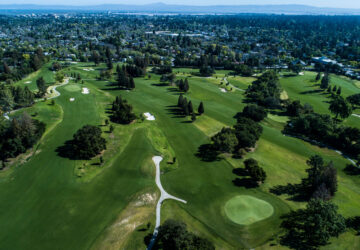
[129,77,135,89]
[36,77,47,96]
[198,101,204,115]
[315,72,321,81]
[177,94,184,107]
[336,86,342,95]
[320,73,330,89]
[188,101,193,114]
[184,78,189,92]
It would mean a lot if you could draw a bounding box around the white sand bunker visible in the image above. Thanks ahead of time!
[299,72,304,75]
[144,112,155,121]
[69,98,75,102]
[25,81,31,84]
[83,68,94,71]
[81,87,90,94]
[220,88,227,93]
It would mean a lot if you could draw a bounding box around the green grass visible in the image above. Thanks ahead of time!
[14,61,55,91]
[279,71,360,129]
[1,66,360,249]
[224,195,274,225]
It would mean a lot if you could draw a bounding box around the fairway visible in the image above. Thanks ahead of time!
[224,195,274,225]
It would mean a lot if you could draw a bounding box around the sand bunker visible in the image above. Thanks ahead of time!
[144,112,155,121]
[83,68,94,72]
[220,88,227,93]
[25,81,31,84]
[69,98,75,102]
[82,87,90,94]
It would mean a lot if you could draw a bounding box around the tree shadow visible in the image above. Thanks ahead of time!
[195,144,220,162]
[269,183,308,202]
[344,164,360,175]
[144,233,153,248]
[346,216,360,233]
[268,110,288,116]
[165,105,186,118]
[151,83,170,87]
[232,168,248,176]
[300,89,323,95]
[167,87,181,94]
[232,177,259,188]
[56,140,77,160]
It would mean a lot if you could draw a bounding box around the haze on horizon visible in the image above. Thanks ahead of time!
[2,0,360,9]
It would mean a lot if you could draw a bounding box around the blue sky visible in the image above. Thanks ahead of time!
[2,0,360,9]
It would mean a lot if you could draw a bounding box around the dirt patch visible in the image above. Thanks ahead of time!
[91,191,158,250]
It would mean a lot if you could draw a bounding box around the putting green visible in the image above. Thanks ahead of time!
[224,195,274,225]
[64,84,82,92]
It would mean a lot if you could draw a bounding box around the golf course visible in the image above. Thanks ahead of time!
[1,62,360,249]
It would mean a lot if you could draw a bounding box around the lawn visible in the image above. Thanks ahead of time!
[0,65,360,249]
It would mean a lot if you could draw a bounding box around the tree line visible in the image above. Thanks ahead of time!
[0,112,45,166]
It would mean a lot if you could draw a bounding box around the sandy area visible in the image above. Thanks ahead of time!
[144,112,155,120]
[69,98,75,102]
[220,88,227,93]
[82,87,90,94]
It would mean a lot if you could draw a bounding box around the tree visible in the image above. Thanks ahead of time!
[92,51,100,66]
[336,86,342,95]
[154,219,214,250]
[177,94,184,107]
[315,72,321,81]
[184,78,189,92]
[244,158,267,183]
[198,101,204,115]
[129,77,135,89]
[303,155,338,198]
[320,73,330,89]
[187,101,193,114]
[3,62,11,74]
[347,93,360,108]
[327,85,332,93]
[36,77,47,96]
[329,96,352,119]
[71,125,106,159]
[191,112,196,122]
[111,96,136,124]
[211,127,238,153]
[55,71,64,83]
[281,199,346,248]
[236,104,267,122]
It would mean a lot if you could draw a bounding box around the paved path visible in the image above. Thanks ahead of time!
[2,78,69,120]
[147,156,186,250]
[46,78,69,100]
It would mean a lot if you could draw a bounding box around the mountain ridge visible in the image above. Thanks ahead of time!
[0,3,359,15]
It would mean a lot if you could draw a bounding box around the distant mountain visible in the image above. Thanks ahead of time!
[0,3,360,15]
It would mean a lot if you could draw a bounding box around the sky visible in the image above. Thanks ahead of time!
[1,0,360,9]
